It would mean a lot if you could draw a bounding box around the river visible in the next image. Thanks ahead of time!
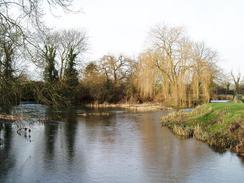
[0,104,243,183]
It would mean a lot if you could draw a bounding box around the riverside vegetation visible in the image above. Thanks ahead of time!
[1,5,243,109]
[161,103,244,156]
[1,0,244,158]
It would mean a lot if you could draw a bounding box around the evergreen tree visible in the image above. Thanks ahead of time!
[43,44,59,83]
[63,47,79,88]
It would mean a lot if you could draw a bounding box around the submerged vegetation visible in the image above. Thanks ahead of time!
[161,103,244,156]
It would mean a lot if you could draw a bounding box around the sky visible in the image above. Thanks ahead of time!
[44,0,244,73]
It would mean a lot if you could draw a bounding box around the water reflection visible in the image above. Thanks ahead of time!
[0,104,243,183]
[137,112,217,182]
[0,123,15,182]
[44,123,59,159]
[64,108,77,159]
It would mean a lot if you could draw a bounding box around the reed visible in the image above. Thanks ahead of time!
[86,103,171,112]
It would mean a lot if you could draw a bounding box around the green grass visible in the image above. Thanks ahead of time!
[161,103,244,154]
[188,103,244,132]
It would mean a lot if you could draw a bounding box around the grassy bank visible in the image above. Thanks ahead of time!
[161,103,244,156]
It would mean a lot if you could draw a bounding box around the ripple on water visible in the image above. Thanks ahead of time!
[0,104,243,183]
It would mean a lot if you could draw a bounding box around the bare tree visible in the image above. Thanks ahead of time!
[0,22,24,105]
[0,23,23,80]
[231,72,242,97]
[0,0,75,56]
[100,55,132,84]
[0,0,73,27]
[216,72,231,95]
[32,29,87,80]
[191,42,218,104]
[135,51,160,99]
[56,30,87,79]
[134,25,219,107]
[150,25,193,106]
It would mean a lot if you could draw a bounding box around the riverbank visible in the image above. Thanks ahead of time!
[0,114,23,122]
[86,103,171,112]
[161,103,244,157]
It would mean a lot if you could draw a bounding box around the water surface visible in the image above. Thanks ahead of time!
[0,104,243,183]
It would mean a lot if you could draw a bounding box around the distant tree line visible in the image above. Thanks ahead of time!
[0,1,243,108]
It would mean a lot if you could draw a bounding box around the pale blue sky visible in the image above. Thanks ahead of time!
[44,0,244,73]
